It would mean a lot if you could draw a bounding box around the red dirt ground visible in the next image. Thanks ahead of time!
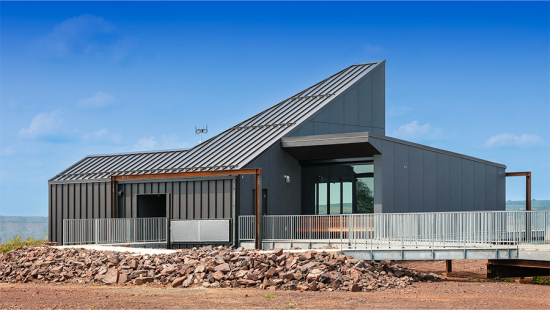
[1,260,549,309]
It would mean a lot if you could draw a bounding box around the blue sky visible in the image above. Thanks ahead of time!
[1,1,548,216]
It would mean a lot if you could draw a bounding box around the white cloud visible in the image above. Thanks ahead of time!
[82,128,108,139]
[485,133,543,148]
[134,134,189,151]
[364,44,384,54]
[392,120,446,140]
[82,128,122,144]
[0,146,15,157]
[135,136,157,150]
[388,105,413,117]
[19,110,63,139]
[111,133,122,144]
[78,92,114,109]
[33,14,137,61]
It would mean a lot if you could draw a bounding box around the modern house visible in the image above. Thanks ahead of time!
[48,60,507,249]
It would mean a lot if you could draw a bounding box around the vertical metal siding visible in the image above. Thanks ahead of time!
[166,182,173,216]
[462,160,475,210]
[93,183,100,218]
[497,168,506,210]
[99,182,106,218]
[449,157,463,211]
[201,180,208,218]
[224,180,232,218]
[358,74,373,128]
[194,182,201,218]
[474,162,486,210]
[48,185,53,242]
[394,143,409,213]
[343,85,359,126]
[171,182,180,219]
[209,181,216,218]
[187,182,194,219]
[485,165,497,210]
[68,184,75,219]
[372,66,385,131]
[436,154,450,212]
[216,180,224,217]
[183,182,189,219]
[56,185,62,243]
[80,184,87,220]
[75,183,81,219]
[408,147,423,212]
[382,140,395,213]
[125,184,132,218]
[422,150,437,212]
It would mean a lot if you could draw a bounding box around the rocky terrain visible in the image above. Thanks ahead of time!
[0,245,438,292]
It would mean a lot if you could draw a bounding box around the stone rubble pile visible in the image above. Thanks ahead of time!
[0,246,438,292]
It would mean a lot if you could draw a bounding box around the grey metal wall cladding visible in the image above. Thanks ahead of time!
[290,63,386,138]
[374,137,505,213]
[48,181,111,243]
[240,142,301,216]
[117,179,234,221]
[51,62,385,183]
[48,178,234,243]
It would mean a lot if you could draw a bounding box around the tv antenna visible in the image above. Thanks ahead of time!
[195,125,208,143]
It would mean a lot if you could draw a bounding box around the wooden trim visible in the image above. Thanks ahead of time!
[506,172,532,211]
[112,168,261,181]
[505,172,530,177]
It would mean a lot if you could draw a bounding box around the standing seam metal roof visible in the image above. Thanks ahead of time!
[50,61,384,182]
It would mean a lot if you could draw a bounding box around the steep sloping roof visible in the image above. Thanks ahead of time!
[50,61,384,182]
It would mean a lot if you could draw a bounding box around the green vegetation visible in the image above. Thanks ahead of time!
[357,180,374,213]
[506,200,550,211]
[532,276,549,285]
[264,294,276,299]
[1,234,47,254]
[0,216,48,243]
[504,279,514,283]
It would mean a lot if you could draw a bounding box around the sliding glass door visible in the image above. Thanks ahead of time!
[303,162,374,215]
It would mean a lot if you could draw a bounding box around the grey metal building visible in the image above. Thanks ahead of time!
[49,60,506,247]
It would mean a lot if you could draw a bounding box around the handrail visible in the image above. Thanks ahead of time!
[63,217,167,245]
[238,211,550,250]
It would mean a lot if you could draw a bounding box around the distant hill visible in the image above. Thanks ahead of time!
[0,216,48,243]
[506,200,550,211]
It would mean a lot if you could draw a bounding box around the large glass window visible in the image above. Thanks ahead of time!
[317,183,328,215]
[302,162,374,215]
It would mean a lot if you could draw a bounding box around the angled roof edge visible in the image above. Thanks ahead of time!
[281,131,507,169]
[284,60,385,138]
[48,148,189,181]
[239,60,386,168]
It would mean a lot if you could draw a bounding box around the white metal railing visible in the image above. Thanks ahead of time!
[239,211,550,249]
[63,217,167,245]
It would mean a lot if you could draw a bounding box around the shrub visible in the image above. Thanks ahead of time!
[1,235,47,254]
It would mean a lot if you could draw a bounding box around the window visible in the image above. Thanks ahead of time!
[303,162,374,215]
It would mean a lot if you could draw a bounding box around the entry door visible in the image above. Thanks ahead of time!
[137,194,167,218]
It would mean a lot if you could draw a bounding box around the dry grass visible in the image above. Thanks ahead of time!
[1,235,47,254]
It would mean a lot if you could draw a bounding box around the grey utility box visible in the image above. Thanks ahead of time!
[170,219,230,242]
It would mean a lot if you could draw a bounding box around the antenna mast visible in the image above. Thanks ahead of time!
[195,125,208,143]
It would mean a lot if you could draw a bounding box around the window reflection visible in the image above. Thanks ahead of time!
[304,163,374,215]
